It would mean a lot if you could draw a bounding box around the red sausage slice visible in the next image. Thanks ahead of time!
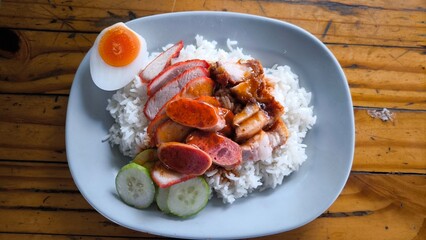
[186,131,242,169]
[166,98,225,132]
[158,142,212,175]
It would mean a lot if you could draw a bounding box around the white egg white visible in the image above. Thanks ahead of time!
[90,22,148,91]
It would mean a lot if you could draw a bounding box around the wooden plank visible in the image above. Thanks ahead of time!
[0,105,425,172]
[0,147,66,162]
[354,109,426,173]
[9,0,426,11]
[347,68,426,109]
[286,0,426,10]
[0,0,424,47]
[1,173,424,214]
[330,45,425,73]
[0,173,424,239]
[0,190,91,210]
[0,94,67,125]
[0,209,155,238]
[0,162,76,191]
[1,29,425,109]
[0,234,152,240]
[0,122,64,151]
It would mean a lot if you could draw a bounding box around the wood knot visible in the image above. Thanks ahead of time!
[0,28,20,59]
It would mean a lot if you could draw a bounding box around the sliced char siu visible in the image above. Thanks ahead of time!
[147,59,209,96]
[147,76,215,146]
[139,41,183,83]
[143,66,209,120]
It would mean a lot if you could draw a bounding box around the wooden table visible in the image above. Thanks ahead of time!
[1,0,425,239]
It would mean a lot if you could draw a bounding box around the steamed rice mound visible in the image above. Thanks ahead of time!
[107,35,316,204]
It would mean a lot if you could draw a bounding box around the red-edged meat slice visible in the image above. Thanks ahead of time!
[147,59,209,96]
[179,76,215,99]
[155,119,192,144]
[165,98,226,132]
[146,108,169,147]
[139,41,183,83]
[186,131,242,169]
[158,142,212,175]
[151,161,197,188]
[143,67,209,120]
[146,76,215,146]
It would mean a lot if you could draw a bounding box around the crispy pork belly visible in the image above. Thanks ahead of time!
[210,59,264,86]
[241,131,272,162]
[234,109,270,142]
[266,118,289,147]
[240,119,289,162]
[233,103,261,126]
[215,88,237,111]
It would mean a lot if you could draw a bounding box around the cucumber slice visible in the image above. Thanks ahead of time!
[115,163,155,209]
[156,187,170,214]
[167,177,210,218]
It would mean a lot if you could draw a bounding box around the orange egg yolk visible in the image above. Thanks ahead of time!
[98,25,140,67]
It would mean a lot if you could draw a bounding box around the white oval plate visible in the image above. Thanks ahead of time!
[66,11,354,239]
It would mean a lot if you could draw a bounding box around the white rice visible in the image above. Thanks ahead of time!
[107,35,316,204]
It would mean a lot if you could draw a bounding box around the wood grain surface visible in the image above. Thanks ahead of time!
[0,0,425,239]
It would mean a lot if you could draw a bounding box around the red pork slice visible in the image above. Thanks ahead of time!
[166,98,226,132]
[187,131,242,169]
[143,67,209,120]
[139,41,183,83]
[147,59,209,96]
[148,77,215,146]
[151,161,197,188]
[158,142,212,175]
[181,77,215,99]
[146,108,168,146]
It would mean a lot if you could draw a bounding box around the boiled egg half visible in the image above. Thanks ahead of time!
[90,22,148,91]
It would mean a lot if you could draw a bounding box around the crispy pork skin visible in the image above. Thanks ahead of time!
[210,59,264,86]
[234,110,270,142]
[241,131,272,162]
